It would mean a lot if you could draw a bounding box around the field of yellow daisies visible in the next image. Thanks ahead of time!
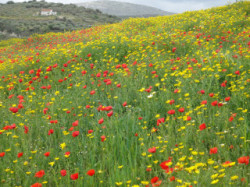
[0,2,249,187]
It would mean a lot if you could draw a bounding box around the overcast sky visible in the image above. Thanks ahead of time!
[0,0,236,13]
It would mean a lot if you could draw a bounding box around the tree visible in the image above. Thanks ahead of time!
[6,1,14,4]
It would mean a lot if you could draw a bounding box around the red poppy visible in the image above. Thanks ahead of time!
[43,108,48,114]
[86,169,95,176]
[151,176,159,184]
[48,129,54,135]
[146,168,152,172]
[148,147,156,153]
[221,82,226,87]
[199,123,206,131]
[225,97,230,101]
[107,111,113,117]
[241,178,246,182]
[101,135,106,142]
[172,47,177,53]
[157,118,165,126]
[211,101,218,106]
[186,116,191,121]
[88,130,93,134]
[61,170,67,176]
[35,170,45,178]
[70,173,78,180]
[200,90,205,94]
[90,90,95,95]
[44,152,50,157]
[17,152,23,158]
[72,131,79,137]
[160,158,172,170]
[209,147,218,155]
[235,70,240,75]
[229,116,234,122]
[69,127,74,131]
[169,176,175,181]
[218,102,223,107]
[24,125,29,134]
[152,180,162,187]
[9,107,18,113]
[65,152,70,156]
[238,156,249,165]
[30,183,42,187]
[209,93,214,97]
[167,110,175,115]
[169,99,175,105]
[174,89,179,93]
[178,108,184,113]
[122,101,127,107]
[72,120,79,126]
[11,124,16,129]
[98,118,104,124]
[0,152,5,157]
[201,100,207,105]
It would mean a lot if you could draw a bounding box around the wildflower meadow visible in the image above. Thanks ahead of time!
[0,2,249,187]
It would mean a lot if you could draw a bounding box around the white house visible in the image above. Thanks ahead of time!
[41,9,57,16]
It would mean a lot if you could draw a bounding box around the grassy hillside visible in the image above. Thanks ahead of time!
[78,1,174,18]
[0,1,120,39]
[0,2,249,187]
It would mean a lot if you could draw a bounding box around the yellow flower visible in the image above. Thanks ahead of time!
[49,162,55,166]
[207,159,215,165]
[191,151,198,155]
[155,114,160,118]
[230,176,238,180]
[211,179,219,184]
[63,131,69,135]
[177,179,182,183]
[60,143,66,150]
[115,182,123,186]
[141,181,149,185]
[211,174,218,179]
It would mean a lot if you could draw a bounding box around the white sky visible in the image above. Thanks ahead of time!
[0,0,236,13]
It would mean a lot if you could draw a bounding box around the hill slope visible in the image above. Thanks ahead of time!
[0,1,120,39]
[0,2,249,187]
[77,0,174,18]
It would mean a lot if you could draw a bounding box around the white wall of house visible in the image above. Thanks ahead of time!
[41,10,57,16]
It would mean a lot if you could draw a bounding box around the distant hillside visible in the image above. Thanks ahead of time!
[0,1,120,39]
[77,0,174,18]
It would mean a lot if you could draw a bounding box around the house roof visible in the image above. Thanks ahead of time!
[41,9,53,12]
